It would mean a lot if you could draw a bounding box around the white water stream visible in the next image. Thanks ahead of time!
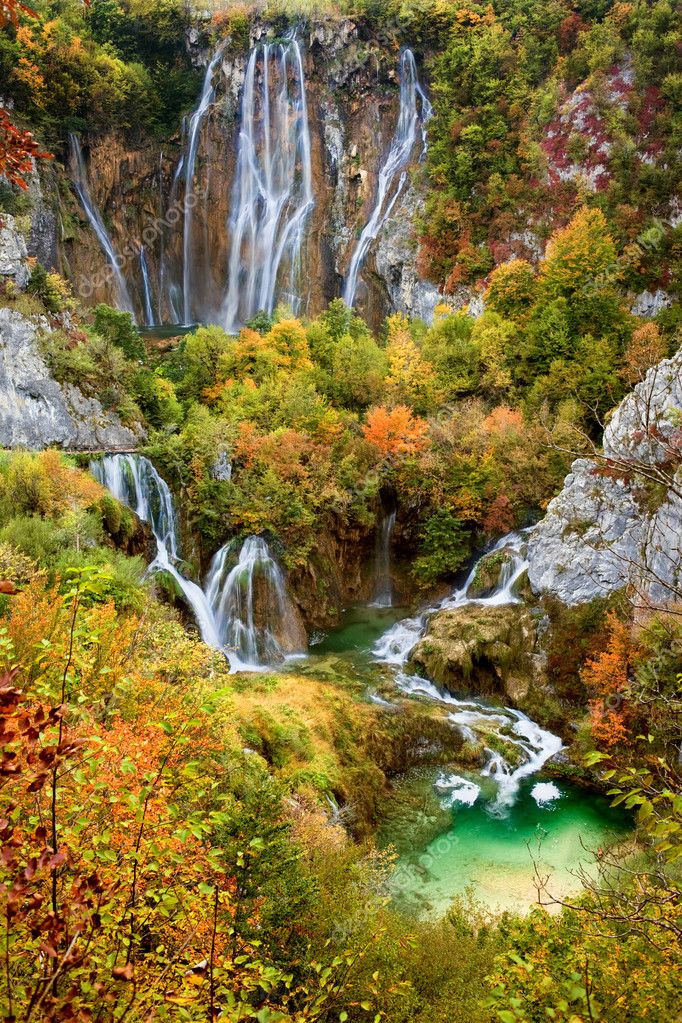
[69,134,136,320]
[181,44,227,326]
[372,531,564,816]
[139,246,156,326]
[205,535,305,670]
[91,455,304,671]
[343,49,432,308]
[223,36,314,331]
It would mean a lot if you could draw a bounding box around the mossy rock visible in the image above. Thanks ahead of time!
[467,550,510,598]
[410,604,539,702]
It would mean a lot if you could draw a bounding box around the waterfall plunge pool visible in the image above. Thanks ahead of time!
[294,604,632,918]
[382,769,630,918]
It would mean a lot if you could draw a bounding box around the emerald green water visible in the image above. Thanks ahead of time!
[387,774,630,917]
[311,605,407,659]
[291,604,632,917]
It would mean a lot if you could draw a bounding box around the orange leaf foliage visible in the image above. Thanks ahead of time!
[583,614,640,748]
[361,405,430,459]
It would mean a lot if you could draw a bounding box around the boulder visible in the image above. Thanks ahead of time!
[410,603,540,702]
[467,549,514,598]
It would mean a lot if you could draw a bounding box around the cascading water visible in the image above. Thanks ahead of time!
[69,134,136,320]
[205,535,306,670]
[371,508,396,607]
[373,530,563,815]
[222,37,314,332]
[181,45,227,326]
[90,454,221,648]
[139,246,156,326]
[343,49,432,309]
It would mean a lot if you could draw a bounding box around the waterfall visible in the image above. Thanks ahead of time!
[68,134,136,320]
[373,531,529,665]
[205,536,305,670]
[342,49,432,309]
[222,37,314,332]
[181,44,227,326]
[91,454,221,647]
[371,508,396,607]
[372,530,563,814]
[139,246,156,326]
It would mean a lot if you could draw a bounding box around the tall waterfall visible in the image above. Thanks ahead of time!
[205,536,306,670]
[343,49,432,309]
[371,508,396,607]
[222,37,314,332]
[69,134,136,320]
[139,246,156,326]
[91,454,221,648]
[181,45,227,326]
[372,530,563,815]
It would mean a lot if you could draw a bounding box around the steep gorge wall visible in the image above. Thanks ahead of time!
[52,18,438,330]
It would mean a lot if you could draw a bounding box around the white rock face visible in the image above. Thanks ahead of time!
[0,215,29,288]
[0,307,141,450]
[631,289,672,318]
[528,350,682,607]
[373,184,441,324]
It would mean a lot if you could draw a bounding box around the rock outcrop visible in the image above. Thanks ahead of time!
[0,307,141,450]
[528,349,682,607]
[410,603,542,703]
[0,214,29,289]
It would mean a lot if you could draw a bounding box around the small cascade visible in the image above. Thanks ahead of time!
[205,536,306,670]
[373,529,563,815]
[371,507,396,607]
[343,49,432,309]
[222,37,314,332]
[181,44,227,326]
[139,246,156,326]
[68,134,136,320]
[374,531,528,665]
[90,454,220,647]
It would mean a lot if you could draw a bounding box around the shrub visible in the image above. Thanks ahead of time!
[93,304,145,361]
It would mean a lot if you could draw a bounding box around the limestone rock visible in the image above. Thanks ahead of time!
[0,307,142,450]
[373,184,441,324]
[0,215,29,289]
[528,349,682,606]
[410,603,539,702]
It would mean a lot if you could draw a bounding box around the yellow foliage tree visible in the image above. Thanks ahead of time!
[384,313,440,412]
[540,207,619,297]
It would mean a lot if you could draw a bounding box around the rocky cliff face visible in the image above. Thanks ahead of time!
[56,19,438,330]
[0,214,142,451]
[527,349,682,608]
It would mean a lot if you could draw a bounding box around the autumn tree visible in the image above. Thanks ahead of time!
[384,314,440,413]
[0,107,50,190]
[0,0,53,188]
[581,612,636,748]
[621,321,668,386]
[484,258,536,319]
[362,404,430,459]
[540,207,619,298]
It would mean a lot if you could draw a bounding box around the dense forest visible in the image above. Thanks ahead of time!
[0,0,680,1020]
